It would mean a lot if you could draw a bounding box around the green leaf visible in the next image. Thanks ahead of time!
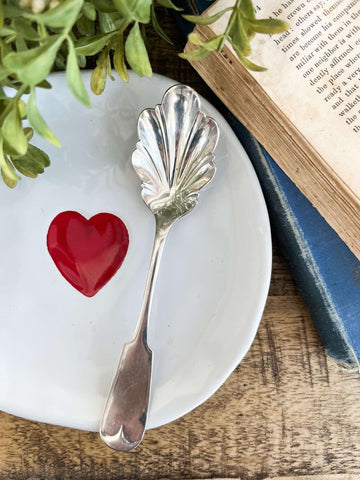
[75,31,116,55]
[26,87,60,146]
[0,26,15,36]
[77,54,86,68]
[179,47,211,61]
[232,44,266,71]
[34,0,84,28]
[156,0,182,11]
[99,11,115,33]
[151,4,173,45]
[182,8,232,25]
[12,18,39,41]
[18,99,26,119]
[105,49,114,80]
[2,5,24,19]
[0,134,20,188]
[55,54,66,70]
[229,13,251,57]
[66,38,91,107]
[187,32,203,45]
[76,15,95,36]
[11,144,50,178]
[15,35,27,53]
[92,0,117,12]
[113,0,151,23]
[202,35,223,50]
[125,22,152,77]
[99,11,127,33]
[113,34,128,82]
[0,3,3,29]
[3,35,64,85]
[245,18,289,34]
[2,137,22,157]
[2,103,28,156]
[83,2,97,21]
[240,0,256,19]
[187,33,223,51]
[1,157,20,187]
[36,79,52,89]
[0,65,10,82]
[90,50,107,95]
[24,127,34,142]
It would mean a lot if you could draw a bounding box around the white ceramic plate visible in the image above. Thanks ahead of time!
[0,72,271,431]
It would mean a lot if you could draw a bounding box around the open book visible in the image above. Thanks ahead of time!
[185,0,360,260]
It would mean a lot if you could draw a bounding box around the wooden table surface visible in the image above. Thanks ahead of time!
[1,11,359,480]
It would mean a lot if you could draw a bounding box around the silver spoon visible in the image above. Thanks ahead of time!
[100,84,219,451]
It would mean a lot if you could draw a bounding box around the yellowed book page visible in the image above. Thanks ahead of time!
[210,0,360,201]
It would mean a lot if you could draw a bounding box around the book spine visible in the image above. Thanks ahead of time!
[229,120,359,370]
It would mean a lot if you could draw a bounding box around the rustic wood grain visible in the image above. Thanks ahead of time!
[209,477,360,480]
[0,11,359,480]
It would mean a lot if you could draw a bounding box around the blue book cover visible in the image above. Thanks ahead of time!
[175,0,360,369]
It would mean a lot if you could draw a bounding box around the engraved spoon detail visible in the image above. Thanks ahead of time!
[100,84,219,451]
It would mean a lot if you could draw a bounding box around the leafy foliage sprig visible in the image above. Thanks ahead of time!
[0,0,288,188]
[180,0,289,71]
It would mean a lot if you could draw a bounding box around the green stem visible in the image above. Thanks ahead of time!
[217,0,242,52]
[0,101,13,126]
[13,83,27,101]
[0,83,28,126]
[108,24,129,51]
[119,20,130,35]
[37,21,48,40]
[5,34,16,44]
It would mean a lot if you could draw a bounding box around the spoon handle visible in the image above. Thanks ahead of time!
[99,334,152,451]
[100,220,169,451]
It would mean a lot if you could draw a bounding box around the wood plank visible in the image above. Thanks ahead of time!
[203,477,360,480]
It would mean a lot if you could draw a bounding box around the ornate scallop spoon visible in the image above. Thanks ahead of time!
[100,84,219,451]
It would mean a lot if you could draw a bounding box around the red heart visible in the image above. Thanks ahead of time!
[47,211,129,297]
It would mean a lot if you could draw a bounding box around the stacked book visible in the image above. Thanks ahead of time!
[176,0,360,369]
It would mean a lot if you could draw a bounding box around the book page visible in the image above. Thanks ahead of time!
[211,0,360,200]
